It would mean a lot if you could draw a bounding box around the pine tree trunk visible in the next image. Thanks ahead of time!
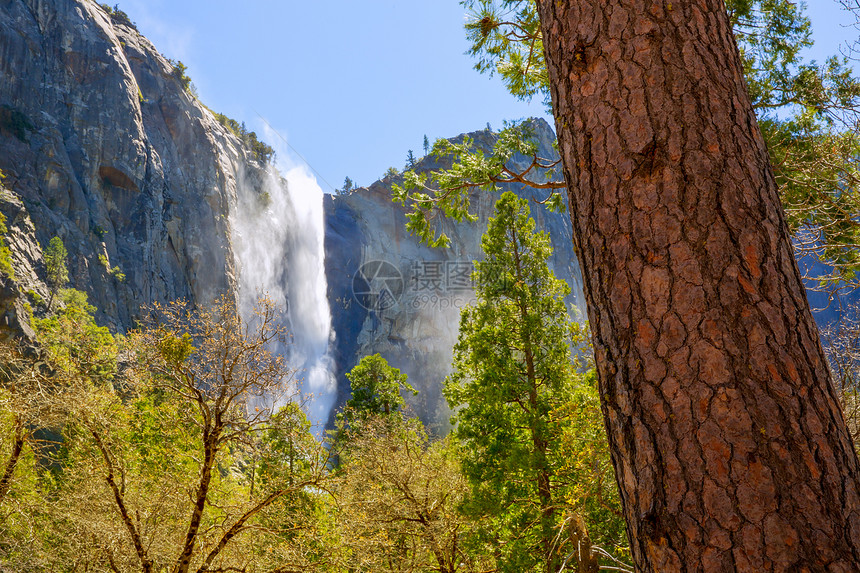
[534,0,860,570]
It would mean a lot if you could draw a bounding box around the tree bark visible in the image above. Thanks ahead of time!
[174,428,218,573]
[533,0,860,570]
[0,417,25,506]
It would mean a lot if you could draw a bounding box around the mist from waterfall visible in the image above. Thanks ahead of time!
[232,164,336,430]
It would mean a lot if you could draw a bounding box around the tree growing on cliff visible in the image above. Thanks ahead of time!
[44,237,68,308]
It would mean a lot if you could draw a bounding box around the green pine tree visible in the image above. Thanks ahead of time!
[396,0,860,289]
[446,192,623,572]
[340,176,354,195]
[44,236,68,308]
[343,354,416,422]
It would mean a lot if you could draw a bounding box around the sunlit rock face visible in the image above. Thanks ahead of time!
[324,119,585,430]
[0,0,583,429]
[0,0,265,333]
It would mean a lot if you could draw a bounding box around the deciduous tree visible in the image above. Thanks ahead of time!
[333,416,485,573]
[38,296,331,573]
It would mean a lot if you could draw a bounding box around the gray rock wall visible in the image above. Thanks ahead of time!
[324,120,584,430]
[0,0,263,333]
[0,0,585,431]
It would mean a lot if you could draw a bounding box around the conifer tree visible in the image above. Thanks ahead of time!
[44,236,68,308]
[340,176,354,195]
[446,192,591,573]
[397,4,860,568]
[343,354,416,423]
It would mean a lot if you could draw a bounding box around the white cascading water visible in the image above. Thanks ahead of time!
[231,162,336,430]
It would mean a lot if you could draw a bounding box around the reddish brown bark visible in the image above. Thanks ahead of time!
[534,0,860,570]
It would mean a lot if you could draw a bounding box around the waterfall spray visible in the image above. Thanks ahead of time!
[232,163,336,429]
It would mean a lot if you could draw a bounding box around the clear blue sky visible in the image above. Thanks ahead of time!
[116,0,857,193]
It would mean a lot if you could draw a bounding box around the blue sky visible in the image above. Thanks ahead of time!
[116,1,857,192]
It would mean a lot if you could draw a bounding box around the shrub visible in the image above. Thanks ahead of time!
[91,225,107,240]
[99,3,138,31]
[0,212,14,280]
[98,254,125,282]
[25,289,43,308]
[21,301,33,329]
[212,112,274,163]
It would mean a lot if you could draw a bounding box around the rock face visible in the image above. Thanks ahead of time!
[0,1,584,429]
[324,120,584,429]
[0,0,263,334]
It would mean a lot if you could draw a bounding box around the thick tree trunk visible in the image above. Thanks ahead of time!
[534,0,860,570]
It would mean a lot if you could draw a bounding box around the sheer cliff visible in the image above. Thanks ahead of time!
[0,0,265,336]
[324,120,584,428]
[0,1,586,430]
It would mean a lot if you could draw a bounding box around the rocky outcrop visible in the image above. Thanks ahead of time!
[0,181,41,341]
[0,0,264,333]
[324,120,584,429]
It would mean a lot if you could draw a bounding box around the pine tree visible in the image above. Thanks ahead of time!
[344,354,416,422]
[399,0,860,289]
[446,192,590,573]
[340,176,354,195]
[44,236,68,308]
[396,2,860,569]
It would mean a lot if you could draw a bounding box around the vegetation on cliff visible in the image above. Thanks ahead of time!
[212,111,276,164]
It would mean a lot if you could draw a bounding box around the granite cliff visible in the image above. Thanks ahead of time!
[0,0,267,336]
[324,120,584,429]
[0,1,586,429]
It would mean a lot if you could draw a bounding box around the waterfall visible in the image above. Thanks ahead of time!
[231,163,336,429]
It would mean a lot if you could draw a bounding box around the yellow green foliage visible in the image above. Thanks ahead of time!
[34,289,117,380]
[0,212,13,280]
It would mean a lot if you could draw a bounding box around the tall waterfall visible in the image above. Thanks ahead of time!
[231,163,336,429]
